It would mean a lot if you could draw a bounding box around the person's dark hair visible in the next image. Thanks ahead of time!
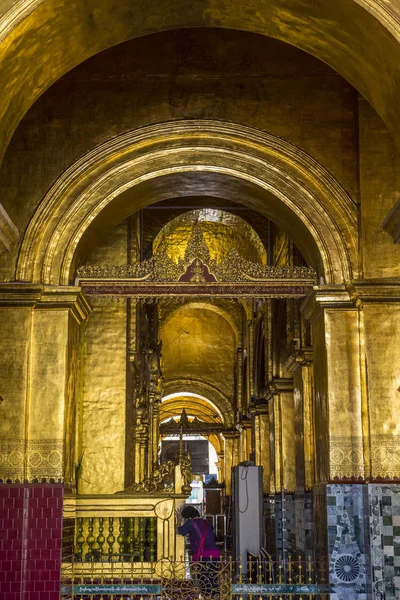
[181,505,200,519]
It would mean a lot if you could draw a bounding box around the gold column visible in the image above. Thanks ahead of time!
[0,285,41,482]
[151,382,162,469]
[285,348,315,492]
[271,378,295,493]
[302,287,365,483]
[216,450,225,483]
[236,346,243,415]
[239,417,252,463]
[0,284,90,483]
[349,281,400,480]
[267,389,278,494]
[134,397,148,484]
[222,430,240,495]
[248,319,255,400]
[147,395,155,476]
[140,436,147,479]
[134,434,142,483]
[249,399,270,493]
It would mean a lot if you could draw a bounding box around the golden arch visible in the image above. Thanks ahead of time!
[16,121,357,285]
[1,0,400,166]
[160,394,224,425]
[162,379,235,429]
[160,394,226,456]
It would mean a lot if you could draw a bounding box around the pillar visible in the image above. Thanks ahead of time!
[238,417,252,463]
[222,431,240,495]
[216,451,225,484]
[285,349,315,553]
[270,378,295,493]
[285,348,315,493]
[249,399,270,493]
[302,287,366,483]
[351,282,400,598]
[0,284,90,600]
[236,346,243,415]
[349,281,400,481]
[269,378,296,552]
[151,383,162,469]
[300,284,400,598]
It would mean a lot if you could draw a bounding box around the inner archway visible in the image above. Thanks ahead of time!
[2,6,400,596]
[16,120,357,286]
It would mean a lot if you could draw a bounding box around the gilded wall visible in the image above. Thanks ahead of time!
[1,21,400,493]
[78,223,128,493]
[358,96,400,278]
[0,30,359,281]
[363,303,400,479]
[160,304,236,398]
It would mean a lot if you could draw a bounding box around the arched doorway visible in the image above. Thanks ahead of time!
[1,18,400,598]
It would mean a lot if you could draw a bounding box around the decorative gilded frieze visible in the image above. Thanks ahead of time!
[370,435,400,480]
[77,248,315,285]
[77,222,316,298]
[160,409,222,435]
[0,439,64,482]
[115,453,192,495]
[330,435,400,481]
[329,436,365,480]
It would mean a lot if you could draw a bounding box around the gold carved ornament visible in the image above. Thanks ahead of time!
[77,222,316,284]
[115,460,175,494]
[115,452,192,495]
[179,451,192,495]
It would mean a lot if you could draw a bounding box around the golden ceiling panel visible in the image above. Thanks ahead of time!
[160,305,236,397]
[152,208,267,265]
[0,0,398,173]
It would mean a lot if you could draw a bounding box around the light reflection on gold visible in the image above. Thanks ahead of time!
[160,395,223,425]
[0,17,400,543]
[160,304,236,398]
[153,209,267,265]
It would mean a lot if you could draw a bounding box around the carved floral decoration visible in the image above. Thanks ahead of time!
[77,223,316,284]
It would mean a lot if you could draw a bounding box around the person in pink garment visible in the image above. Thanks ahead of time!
[176,505,220,598]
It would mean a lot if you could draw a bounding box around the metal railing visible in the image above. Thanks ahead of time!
[70,516,158,562]
[62,486,186,563]
[61,555,330,599]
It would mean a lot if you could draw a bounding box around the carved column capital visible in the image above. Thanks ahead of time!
[236,415,252,434]
[222,429,241,442]
[37,286,92,324]
[347,279,400,304]
[301,285,355,323]
[0,283,92,323]
[248,398,269,418]
[284,347,313,374]
[271,377,294,394]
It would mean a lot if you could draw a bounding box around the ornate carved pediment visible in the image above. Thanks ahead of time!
[115,460,175,494]
[77,222,316,297]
